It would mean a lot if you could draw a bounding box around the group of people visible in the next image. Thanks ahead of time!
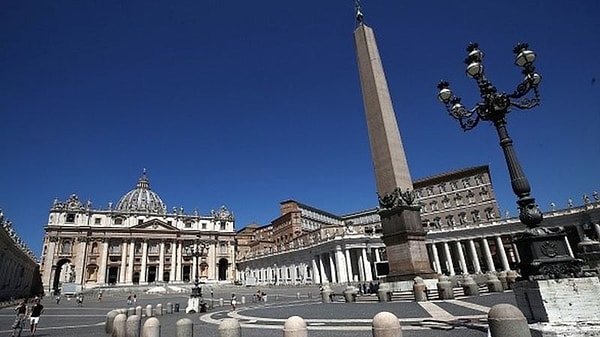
[126,294,137,306]
[254,290,266,302]
[356,281,379,295]
[11,298,44,337]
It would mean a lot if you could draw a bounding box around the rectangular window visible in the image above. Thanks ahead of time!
[138,219,143,225]
[202,223,207,229]
[94,217,101,225]
[66,214,75,223]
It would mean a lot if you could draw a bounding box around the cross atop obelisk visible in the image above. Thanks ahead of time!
[353,3,435,282]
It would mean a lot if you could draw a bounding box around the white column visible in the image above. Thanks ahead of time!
[140,241,148,283]
[312,258,321,284]
[456,241,468,274]
[328,252,337,283]
[511,242,521,263]
[345,249,354,282]
[375,247,381,262]
[98,241,109,284]
[127,241,135,283]
[119,241,127,284]
[565,236,575,257]
[468,240,481,273]
[319,254,328,283]
[175,241,182,281]
[158,241,165,282]
[335,246,348,283]
[481,238,496,272]
[170,241,176,282]
[361,248,373,282]
[430,243,442,274]
[443,242,455,276]
[495,236,510,271]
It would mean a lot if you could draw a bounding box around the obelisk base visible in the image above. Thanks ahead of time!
[380,207,437,282]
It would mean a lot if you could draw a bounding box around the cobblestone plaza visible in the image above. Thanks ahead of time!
[0,285,518,337]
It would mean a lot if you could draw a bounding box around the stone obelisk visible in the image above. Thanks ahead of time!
[354,13,435,281]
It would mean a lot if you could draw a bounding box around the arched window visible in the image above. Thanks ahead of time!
[91,242,99,254]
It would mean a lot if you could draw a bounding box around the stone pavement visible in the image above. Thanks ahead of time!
[0,285,517,337]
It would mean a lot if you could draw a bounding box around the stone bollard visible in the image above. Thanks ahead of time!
[377,283,391,302]
[343,287,356,303]
[176,318,193,337]
[413,277,428,302]
[112,313,127,337]
[497,271,508,290]
[506,270,518,289]
[117,308,129,315]
[166,303,173,314]
[219,298,224,307]
[283,316,307,337]
[105,310,119,334]
[321,285,332,303]
[486,273,504,293]
[218,318,241,337]
[126,315,141,337]
[437,275,454,300]
[241,296,246,305]
[487,304,531,337]
[275,294,280,301]
[142,317,161,337]
[263,295,268,302]
[127,307,136,317]
[372,311,402,337]
[135,306,142,317]
[155,304,163,316]
[145,304,153,317]
[296,292,301,300]
[462,275,479,297]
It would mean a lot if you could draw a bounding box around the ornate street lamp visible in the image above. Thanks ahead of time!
[436,43,581,280]
[184,237,212,298]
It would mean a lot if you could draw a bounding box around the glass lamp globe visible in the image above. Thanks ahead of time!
[515,49,536,67]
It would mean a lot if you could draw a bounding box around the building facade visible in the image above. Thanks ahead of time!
[236,166,600,286]
[0,210,42,301]
[39,172,237,293]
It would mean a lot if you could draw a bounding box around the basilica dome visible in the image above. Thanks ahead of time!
[115,171,166,214]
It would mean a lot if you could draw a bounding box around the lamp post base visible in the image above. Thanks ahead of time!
[514,229,582,281]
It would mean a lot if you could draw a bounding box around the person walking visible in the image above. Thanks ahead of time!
[11,301,27,337]
[97,291,103,303]
[230,294,237,311]
[29,299,44,337]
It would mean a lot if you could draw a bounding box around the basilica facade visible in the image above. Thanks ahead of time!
[39,172,236,293]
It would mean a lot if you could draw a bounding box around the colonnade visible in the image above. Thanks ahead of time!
[427,235,517,276]
[241,244,383,285]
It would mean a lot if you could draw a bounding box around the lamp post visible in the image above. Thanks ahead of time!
[437,42,543,227]
[437,43,581,280]
[184,238,211,298]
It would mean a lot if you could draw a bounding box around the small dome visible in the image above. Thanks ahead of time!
[115,170,166,214]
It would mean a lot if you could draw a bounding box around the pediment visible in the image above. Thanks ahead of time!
[131,219,179,232]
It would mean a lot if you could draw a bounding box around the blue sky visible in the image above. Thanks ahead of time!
[1,1,598,257]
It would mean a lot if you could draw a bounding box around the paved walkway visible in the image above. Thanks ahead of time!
[0,286,517,337]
